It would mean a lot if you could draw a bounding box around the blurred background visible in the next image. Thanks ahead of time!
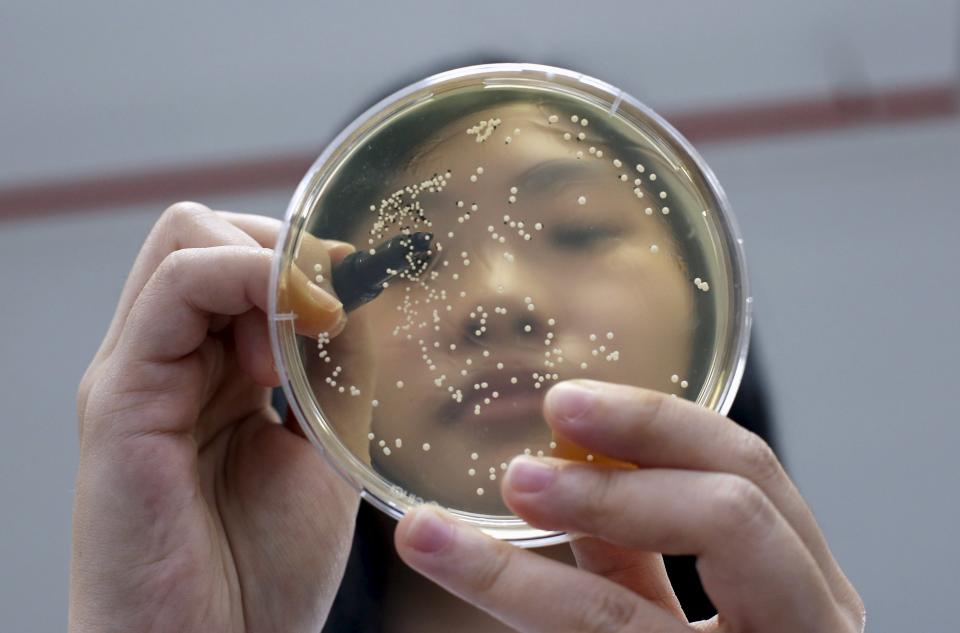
[1,1,958,630]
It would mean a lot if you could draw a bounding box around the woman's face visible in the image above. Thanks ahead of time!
[338,103,694,512]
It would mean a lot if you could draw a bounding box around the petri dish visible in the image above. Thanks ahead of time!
[269,63,751,547]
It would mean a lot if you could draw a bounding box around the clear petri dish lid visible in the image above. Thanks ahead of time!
[269,63,751,547]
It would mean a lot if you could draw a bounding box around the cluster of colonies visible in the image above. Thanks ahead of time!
[312,110,713,498]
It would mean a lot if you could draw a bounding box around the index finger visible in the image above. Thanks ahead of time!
[543,380,858,609]
[213,211,355,260]
[96,203,260,361]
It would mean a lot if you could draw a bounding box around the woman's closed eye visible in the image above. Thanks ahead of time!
[548,223,624,250]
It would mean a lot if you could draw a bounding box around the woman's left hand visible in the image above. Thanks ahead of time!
[395,380,865,632]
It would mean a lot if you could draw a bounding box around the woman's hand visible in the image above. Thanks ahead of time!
[71,203,360,632]
[395,380,865,632]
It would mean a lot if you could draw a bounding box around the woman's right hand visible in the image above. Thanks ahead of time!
[71,202,361,633]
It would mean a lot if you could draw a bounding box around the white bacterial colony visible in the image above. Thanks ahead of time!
[466,117,502,143]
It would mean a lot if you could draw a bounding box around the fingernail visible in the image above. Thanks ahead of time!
[545,381,598,424]
[404,508,454,554]
[307,282,343,313]
[326,311,348,338]
[306,282,347,337]
[327,242,357,261]
[506,456,557,493]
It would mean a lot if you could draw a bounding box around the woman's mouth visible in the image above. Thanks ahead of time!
[438,365,548,426]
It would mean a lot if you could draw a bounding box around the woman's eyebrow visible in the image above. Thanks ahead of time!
[516,159,607,195]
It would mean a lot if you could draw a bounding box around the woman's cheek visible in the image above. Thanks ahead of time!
[555,249,693,385]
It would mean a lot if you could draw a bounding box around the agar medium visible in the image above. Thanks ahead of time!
[269,64,750,546]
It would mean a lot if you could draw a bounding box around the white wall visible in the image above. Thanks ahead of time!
[2,1,959,631]
[1,0,957,185]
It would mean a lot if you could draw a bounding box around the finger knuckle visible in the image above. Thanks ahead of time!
[849,593,866,631]
[580,469,620,533]
[76,369,95,436]
[710,474,776,540]
[161,201,210,228]
[468,542,512,596]
[573,587,639,633]
[158,201,210,242]
[146,249,205,305]
[76,368,94,415]
[642,387,669,422]
[737,430,783,484]
[154,248,197,282]
[837,583,866,631]
[629,388,675,445]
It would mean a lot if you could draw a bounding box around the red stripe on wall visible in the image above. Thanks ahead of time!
[1,82,956,221]
[668,83,957,142]
[0,152,320,221]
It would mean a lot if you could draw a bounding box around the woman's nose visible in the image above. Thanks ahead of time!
[445,247,554,351]
[456,294,541,348]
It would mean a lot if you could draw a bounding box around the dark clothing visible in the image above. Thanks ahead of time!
[317,341,775,631]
